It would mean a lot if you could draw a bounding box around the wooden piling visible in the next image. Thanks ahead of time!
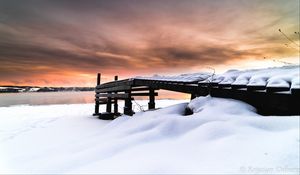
[114,76,119,115]
[106,93,112,113]
[93,73,101,115]
[148,88,155,109]
[124,90,134,116]
[190,93,197,100]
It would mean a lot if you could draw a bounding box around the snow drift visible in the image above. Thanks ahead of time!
[0,97,299,174]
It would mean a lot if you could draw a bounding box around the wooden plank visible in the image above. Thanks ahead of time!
[232,87,247,91]
[247,85,266,91]
[96,79,134,89]
[197,81,210,86]
[133,79,198,94]
[131,87,159,91]
[95,98,115,102]
[95,98,107,102]
[231,84,247,89]
[96,85,131,93]
[96,93,129,98]
[96,79,125,88]
[266,87,290,93]
[218,83,232,88]
[95,99,114,104]
[97,97,133,100]
[131,92,158,96]
[99,102,108,105]
[291,88,300,95]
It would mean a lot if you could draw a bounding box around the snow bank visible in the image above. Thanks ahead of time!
[0,98,299,174]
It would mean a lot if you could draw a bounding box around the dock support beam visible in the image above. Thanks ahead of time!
[124,90,134,116]
[190,93,197,100]
[148,88,155,109]
[114,76,119,115]
[93,73,101,115]
[106,93,112,113]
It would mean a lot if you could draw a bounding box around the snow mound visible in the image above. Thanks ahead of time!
[187,96,257,115]
[0,98,299,174]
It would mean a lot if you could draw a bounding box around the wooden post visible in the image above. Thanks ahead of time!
[124,90,133,116]
[190,82,201,100]
[114,76,119,115]
[94,73,101,115]
[190,93,197,100]
[148,88,155,109]
[106,93,112,113]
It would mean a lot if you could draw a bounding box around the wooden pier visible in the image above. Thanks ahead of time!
[93,73,300,119]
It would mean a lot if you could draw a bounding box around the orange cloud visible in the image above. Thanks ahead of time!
[0,0,299,86]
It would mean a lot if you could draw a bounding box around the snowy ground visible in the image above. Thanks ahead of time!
[0,97,299,174]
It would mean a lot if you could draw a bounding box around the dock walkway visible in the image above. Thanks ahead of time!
[93,72,299,119]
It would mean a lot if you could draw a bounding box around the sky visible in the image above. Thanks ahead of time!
[0,0,299,86]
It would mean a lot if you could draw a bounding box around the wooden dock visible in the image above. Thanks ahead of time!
[93,73,300,119]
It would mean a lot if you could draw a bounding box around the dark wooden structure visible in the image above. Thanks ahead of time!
[93,74,300,119]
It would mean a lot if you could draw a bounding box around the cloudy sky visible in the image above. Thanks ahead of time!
[0,0,299,86]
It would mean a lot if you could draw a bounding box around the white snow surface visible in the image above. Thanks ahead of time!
[0,97,299,174]
[136,72,211,82]
[136,65,300,89]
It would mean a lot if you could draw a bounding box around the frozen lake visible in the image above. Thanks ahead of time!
[0,90,189,107]
[0,91,95,107]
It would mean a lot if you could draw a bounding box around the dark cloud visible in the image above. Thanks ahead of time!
[0,0,298,86]
[145,44,265,68]
[0,41,135,71]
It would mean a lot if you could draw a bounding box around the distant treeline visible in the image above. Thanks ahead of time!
[0,86,94,93]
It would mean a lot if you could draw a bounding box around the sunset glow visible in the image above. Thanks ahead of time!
[0,0,299,86]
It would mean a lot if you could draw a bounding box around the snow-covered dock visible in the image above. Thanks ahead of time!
[94,66,299,118]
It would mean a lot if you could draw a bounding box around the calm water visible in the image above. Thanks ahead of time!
[0,91,95,107]
[0,90,189,107]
